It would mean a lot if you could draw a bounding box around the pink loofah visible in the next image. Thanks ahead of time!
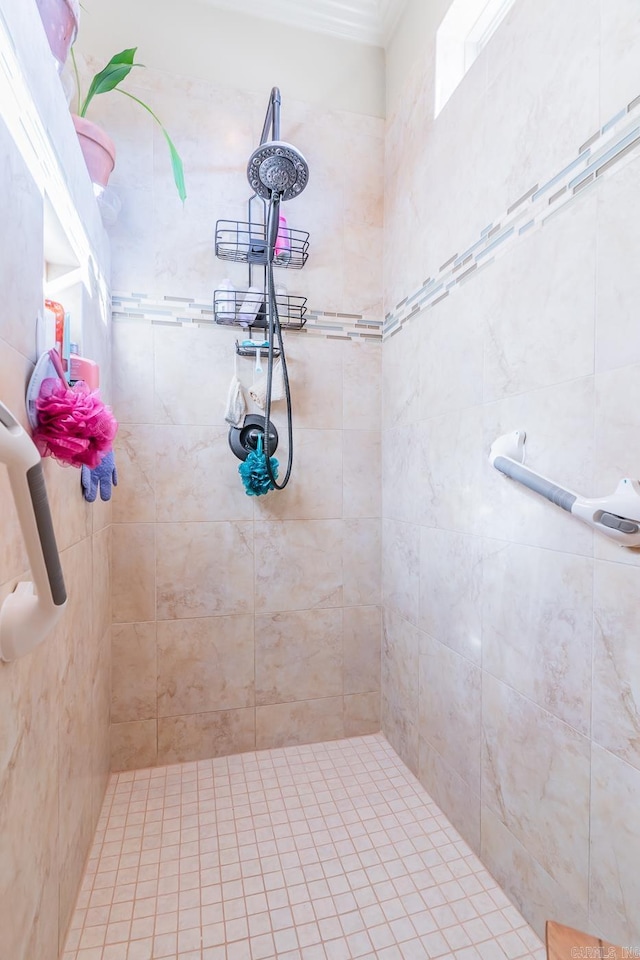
[32,350,118,469]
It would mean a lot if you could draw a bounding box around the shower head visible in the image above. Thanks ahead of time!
[247,141,309,201]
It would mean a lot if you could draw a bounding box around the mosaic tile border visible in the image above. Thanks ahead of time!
[112,294,383,343]
[384,94,640,339]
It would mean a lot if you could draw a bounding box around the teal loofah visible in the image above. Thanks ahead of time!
[239,433,279,496]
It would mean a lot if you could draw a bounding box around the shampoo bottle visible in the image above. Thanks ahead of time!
[217,278,236,321]
[274,214,291,264]
[238,286,263,326]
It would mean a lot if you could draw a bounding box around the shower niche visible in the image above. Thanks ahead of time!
[213,194,309,331]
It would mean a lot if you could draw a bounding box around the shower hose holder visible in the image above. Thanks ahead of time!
[228,414,278,463]
[490,430,640,546]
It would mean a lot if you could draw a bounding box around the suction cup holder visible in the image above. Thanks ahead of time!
[229,414,279,462]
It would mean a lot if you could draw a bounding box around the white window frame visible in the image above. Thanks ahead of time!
[435,0,517,117]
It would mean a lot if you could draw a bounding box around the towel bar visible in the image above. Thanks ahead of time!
[0,401,66,661]
[490,430,640,547]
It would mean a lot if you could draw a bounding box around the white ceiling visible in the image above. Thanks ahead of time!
[197,0,409,46]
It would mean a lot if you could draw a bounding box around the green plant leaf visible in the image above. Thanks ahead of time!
[117,89,187,202]
[162,129,187,203]
[70,46,82,116]
[81,48,141,116]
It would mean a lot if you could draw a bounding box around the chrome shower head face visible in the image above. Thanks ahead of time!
[247,141,309,201]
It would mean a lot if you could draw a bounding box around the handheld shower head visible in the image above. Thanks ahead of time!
[247,141,309,201]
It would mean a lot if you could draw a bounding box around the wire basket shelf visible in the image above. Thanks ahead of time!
[214,289,307,330]
[215,220,310,269]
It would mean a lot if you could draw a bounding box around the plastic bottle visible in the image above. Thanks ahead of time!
[274,214,291,264]
[238,286,263,326]
[217,278,236,322]
[275,283,288,315]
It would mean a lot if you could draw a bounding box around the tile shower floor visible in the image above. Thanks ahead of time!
[63,734,545,960]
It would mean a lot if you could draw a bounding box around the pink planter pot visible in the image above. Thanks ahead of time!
[35,0,79,70]
[72,115,117,189]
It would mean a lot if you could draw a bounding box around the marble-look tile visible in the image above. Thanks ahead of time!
[344,131,384,229]
[343,605,381,695]
[108,187,156,295]
[344,693,380,737]
[381,424,419,525]
[111,719,158,772]
[590,743,640,944]
[43,455,92,554]
[91,487,112,535]
[156,521,253,620]
[112,523,155,624]
[381,607,420,774]
[419,527,483,665]
[256,698,344,750]
[112,322,155,425]
[158,615,254,716]
[382,324,421,429]
[155,424,253,522]
[343,224,383,319]
[0,630,59,960]
[481,0,599,215]
[382,519,419,624]
[343,518,381,606]
[480,807,589,942]
[57,538,100,690]
[600,0,640,123]
[254,520,343,612]
[419,637,482,794]
[419,279,484,420]
[595,156,640,374]
[285,336,343,430]
[482,376,595,557]
[254,430,342,521]
[343,429,381,519]
[483,196,596,403]
[157,708,255,764]
[56,550,98,941]
[111,623,157,723]
[89,627,112,828]
[92,525,112,643]
[343,340,381,433]
[482,540,593,734]
[593,560,640,770]
[113,424,156,523]
[255,608,342,705]
[153,195,218,303]
[482,674,591,901]
[418,738,480,855]
[419,406,485,535]
[153,324,236,426]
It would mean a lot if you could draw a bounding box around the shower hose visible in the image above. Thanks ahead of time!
[263,193,294,490]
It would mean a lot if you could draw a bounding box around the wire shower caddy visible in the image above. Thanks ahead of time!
[213,194,310,338]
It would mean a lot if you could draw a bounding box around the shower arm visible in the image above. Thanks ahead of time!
[489,430,640,547]
[259,87,281,146]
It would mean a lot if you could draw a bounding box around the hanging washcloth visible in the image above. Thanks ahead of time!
[224,374,246,427]
[249,358,285,410]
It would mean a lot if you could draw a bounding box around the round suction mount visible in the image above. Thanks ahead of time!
[229,415,279,463]
[247,141,309,201]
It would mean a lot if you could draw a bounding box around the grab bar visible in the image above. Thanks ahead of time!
[0,401,66,661]
[490,430,640,547]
